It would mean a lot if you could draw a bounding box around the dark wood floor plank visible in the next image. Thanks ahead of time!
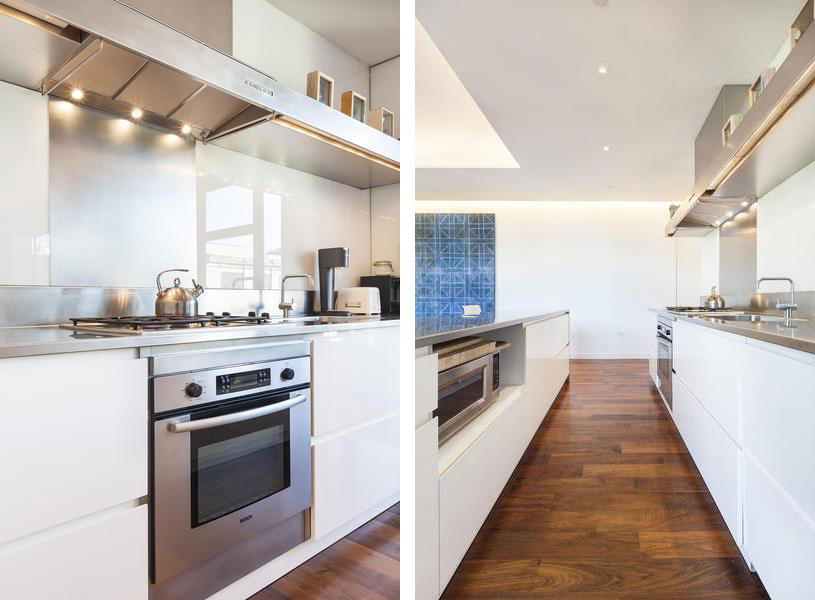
[441,360,768,599]
[250,503,399,600]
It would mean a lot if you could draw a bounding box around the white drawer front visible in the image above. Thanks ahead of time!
[741,342,815,520]
[744,455,815,600]
[312,327,399,436]
[0,357,147,544]
[0,505,148,600]
[312,412,399,539]
[415,418,440,600]
[672,375,741,544]
[673,321,740,440]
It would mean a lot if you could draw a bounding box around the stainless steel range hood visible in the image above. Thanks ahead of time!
[0,0,399,189]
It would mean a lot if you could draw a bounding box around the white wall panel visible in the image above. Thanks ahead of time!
[371,183,400,275]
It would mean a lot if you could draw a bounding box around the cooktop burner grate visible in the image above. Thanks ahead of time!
[664,306,737,313]
[68,312,273,330]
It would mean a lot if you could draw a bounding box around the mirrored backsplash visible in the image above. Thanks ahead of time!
[0,83,393,324]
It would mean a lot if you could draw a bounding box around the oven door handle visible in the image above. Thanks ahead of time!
[167,393,307,433]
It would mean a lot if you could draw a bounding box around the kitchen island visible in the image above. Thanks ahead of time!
[415,310,570,600]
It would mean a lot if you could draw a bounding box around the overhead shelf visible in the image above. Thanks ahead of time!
[667,18,815,236]
[0,0,399,189]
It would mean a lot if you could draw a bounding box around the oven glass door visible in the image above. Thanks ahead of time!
[435,354,494,444]
[657,335,672,409]
[190,396,291,528]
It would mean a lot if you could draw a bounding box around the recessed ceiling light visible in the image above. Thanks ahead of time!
[603,145,611,152]
[131,107,143,119]
[741,200,749,207]
[598,64,609,75]
[70,88,84,100]
[714,221,721,226]
[181,123,192,134]
[726,211,734,217]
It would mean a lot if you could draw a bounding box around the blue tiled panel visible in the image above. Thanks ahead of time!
[415,213,495,316]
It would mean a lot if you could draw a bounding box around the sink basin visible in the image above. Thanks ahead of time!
[707,314,787,323]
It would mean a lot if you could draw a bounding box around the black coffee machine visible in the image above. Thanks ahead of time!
[361,275,400,315]
[318,247,352,316]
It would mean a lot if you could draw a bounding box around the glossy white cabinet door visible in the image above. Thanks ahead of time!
[415,418,440,600]
[0,505,148,600]
[415,352,438,422]
[312,412,399,539]
[312,327,399,436]
[672,321,741,441]
[672,375,741,545]
[525,315,569,420]
[741,341,815,520]
[0,354,147,544]
[743,455,815,600]
[439,388,538,589]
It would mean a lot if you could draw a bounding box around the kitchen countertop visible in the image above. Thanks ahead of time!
[0,316,400,359]
[416,309,569,347]
[652,308,815,355]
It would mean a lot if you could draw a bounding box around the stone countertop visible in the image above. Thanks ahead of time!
[0,316,400,359]
[416,309,569,348]
[652,308,815,355]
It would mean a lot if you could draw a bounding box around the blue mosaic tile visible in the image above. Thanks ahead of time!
[415,213,496,317]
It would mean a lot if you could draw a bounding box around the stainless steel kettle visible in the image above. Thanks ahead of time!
[155,269,205,317]
[705,286,726,310]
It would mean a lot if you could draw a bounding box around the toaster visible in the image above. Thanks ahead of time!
[335,287,381,315]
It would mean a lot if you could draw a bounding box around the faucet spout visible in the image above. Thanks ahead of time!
[279,274,315,318]
[757,277,797,324]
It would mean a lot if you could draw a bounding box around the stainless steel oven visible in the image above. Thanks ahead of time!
[435,353,495,445]
[150,343,312,600]
[656,318,673,410]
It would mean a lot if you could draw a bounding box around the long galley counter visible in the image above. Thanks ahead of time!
[0,315,399,600]
[414,310,570,600]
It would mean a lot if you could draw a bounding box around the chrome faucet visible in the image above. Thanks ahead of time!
[279,274,314,318]
[757,277,797,324]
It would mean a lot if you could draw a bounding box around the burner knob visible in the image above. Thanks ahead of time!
[185,383,203,398]
[280,368,295,381]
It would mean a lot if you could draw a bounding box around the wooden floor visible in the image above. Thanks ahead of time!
[250,503,399,600]
[441,360,769,600]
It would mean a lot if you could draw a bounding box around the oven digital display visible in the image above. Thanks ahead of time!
[216,368,271,395]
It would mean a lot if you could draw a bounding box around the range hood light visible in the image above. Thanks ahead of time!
[181,123,192,134]
[726,210,734,218]
[70,88,83,100]
[131,107,143,119]
[741,200,749,207]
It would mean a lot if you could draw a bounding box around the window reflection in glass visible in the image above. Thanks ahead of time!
[206,185,252,232]
[205,235,253,289]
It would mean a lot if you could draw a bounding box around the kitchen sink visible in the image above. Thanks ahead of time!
[707,314,789,323]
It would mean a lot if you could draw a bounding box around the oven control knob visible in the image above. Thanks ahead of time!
[280,368,295,381]
[185,383,203,398]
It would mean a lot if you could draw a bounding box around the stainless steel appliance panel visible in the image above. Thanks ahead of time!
[153,386,311,583]
[656,319,673,410]
[49,99,196,287]
[436,353,494,445]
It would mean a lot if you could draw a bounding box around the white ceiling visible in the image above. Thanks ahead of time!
[266,0,399,66]
[416,0,804,201]
[416,20,518,168]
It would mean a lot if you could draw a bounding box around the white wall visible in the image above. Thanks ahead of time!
[417,201,689,358]
[371,184,400,275]
[371,57,400,139]
[699,228,720,297]
[0,81,49,285]
[757,159,815,292]
[233,0,370,107]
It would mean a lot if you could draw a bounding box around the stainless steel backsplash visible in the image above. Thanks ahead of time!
[0,287,314,327]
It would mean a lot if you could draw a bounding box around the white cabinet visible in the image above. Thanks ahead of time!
[312,412,399,539]
[415,352,438,421]
[649,317,658,387]
[0,353,147,545]
[312,327,399,436]
[672,375,741,544]
[524,314,570,419]
[0,504,148,600]
[439,387,537,589]
[741,341,815,600]
[415,418,440,600]
[673,320,741,440]
[743,456,815,600]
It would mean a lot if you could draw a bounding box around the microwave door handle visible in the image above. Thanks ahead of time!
[167,393,307,433]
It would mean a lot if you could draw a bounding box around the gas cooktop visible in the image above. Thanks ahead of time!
[61,312,320,336]
[664,306,738,313]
